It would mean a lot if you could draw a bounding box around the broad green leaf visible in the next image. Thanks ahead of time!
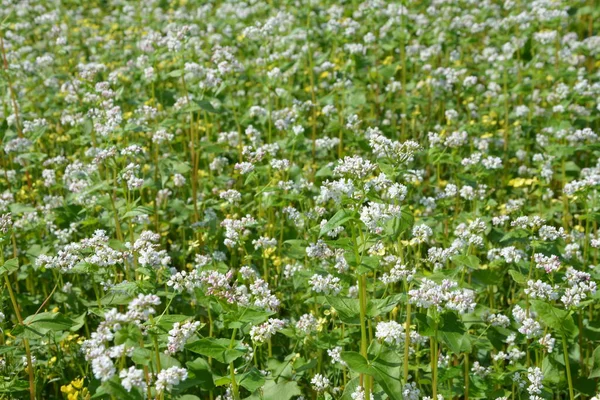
[185,338,246,364]
[508,269,527,285]
[0,258,19,275]
[367,294,403,317]
[385,209,414,239]
[340,377,361,400]
[326,296,361,325]
[239,368,266,392]
[123,206,154,219]
[319,210,356,237]
[589,346,600,379]
[452,255,480,270]
[340,351,370,374]
[531,300,578,338]
[23,312,74,335]
[260,379,301,400]
[366,341,403,400]
[102,379,144,400]
[186,357,215,390]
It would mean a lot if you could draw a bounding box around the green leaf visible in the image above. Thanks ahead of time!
[366,341,403,400]
[340,352,370,374]
[185,338,246,364]
[102,379,144,400]
[70,313,87,331]
[438,313,471,354]
[260,379,301,400]
[508,269,527,285]
[325,296,361,325]
[181,99,221,114]
[0,258,19,275]
[159,353,182,369]
[588,346,600,379]
[367,294,403,317]
[319,210,356,237]
[224,308,274,329]
[384,209,413,239]
[154,315,200,332]
[452,255,480,270]
[530,300,578,338]
[283,239,307,260]
[340,377,361,400]
[239,368,266,392]
[168,69,183,77]
[123,206,154,219]
[186,357,215,390]
[440,331,472,354]
[23,312,74,335]
[0,380,29,393]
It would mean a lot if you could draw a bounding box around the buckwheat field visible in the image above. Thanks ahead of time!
[1,0,600,399]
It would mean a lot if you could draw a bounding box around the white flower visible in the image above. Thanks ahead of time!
[155,366,188,393]
[309,274,342,295]
[375,321,404,345]
[166,320,201,355]
[120,366,146,392]
[91,355,115,382]
[311,373,330,392]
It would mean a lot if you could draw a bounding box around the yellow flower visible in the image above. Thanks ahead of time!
[272,256,282,267]
[263,247,276,258]
[71,378,84,390]
[60,384,74,395]
[317,317,328,332]
[508,177,537,188]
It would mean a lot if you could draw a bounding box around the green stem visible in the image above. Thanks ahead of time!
[358,274,371,400]
[562,333,574,400]
[229,327,240,400]
[432,320,438,399]
[403,282,411,383]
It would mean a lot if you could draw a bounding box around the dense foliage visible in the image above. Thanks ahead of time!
[0,0,600,399]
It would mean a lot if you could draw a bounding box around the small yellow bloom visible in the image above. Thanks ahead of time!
[508,177,537,188]
[71,378,84,390]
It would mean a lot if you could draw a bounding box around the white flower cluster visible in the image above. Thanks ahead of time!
[512,305,542,338]
[155,366,188,393]
[165,320,201,355]
[81,294,161,385]
[249,318,286,344]
[309,273,342,295]
[408,279,476,314]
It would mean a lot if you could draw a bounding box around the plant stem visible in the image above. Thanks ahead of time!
[229,327,240,400]
[431,320,438,399]
[562,333,574,400]
[403,282,411,383]
[358,274,370,399]
[4,273,35,400]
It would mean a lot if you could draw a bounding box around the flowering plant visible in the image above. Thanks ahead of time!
[0,1,599,400]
